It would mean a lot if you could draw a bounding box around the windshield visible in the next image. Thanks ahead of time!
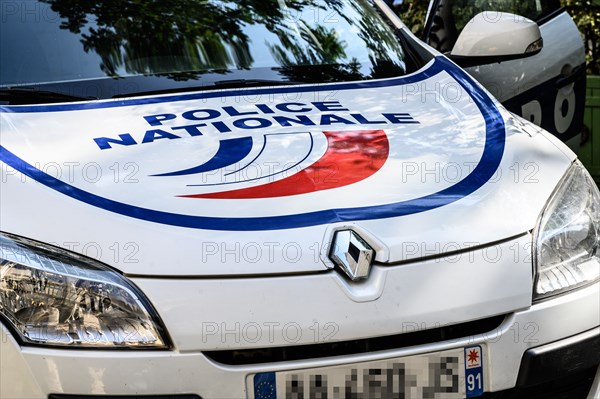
[0,0,426,101]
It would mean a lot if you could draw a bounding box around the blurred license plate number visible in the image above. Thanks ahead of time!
[250,346,484,399]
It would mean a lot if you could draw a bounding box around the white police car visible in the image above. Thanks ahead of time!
[1,1,598,398]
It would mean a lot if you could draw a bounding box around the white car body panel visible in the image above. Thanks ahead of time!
[0,58,573,276]
[135,235,533,352]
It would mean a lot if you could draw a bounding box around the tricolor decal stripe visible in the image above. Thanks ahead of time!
[0,57,505,231]
[181,130,388,199]
[152,136,253,177]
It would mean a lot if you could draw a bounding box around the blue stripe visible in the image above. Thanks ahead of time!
[191,132,314,186]
[0,57,505,231]
[152,136,253,177]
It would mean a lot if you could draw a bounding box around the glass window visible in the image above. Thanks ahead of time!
[1,0,424,95]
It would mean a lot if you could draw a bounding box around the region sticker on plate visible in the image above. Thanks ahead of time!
[464,345,484,397]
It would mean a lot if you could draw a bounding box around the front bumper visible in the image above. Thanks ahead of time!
[2,234,599,398]
[516,327,600,387]
[2,285,598,398]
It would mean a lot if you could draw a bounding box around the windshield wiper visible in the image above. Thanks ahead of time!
[112,79,302,98]
[0,87,96,105]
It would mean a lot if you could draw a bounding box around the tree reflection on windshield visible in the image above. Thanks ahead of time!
[36,0,407,81]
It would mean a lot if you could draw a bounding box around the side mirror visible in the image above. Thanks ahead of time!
[449,12,543,67]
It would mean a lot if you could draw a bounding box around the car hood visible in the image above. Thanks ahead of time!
[0,57,574,276]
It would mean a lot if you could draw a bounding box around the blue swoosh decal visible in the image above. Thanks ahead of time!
[189,132,314,186]
[151,136,253,177]
[0,57,505,231]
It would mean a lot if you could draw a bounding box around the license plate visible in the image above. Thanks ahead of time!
[248,345,484,399]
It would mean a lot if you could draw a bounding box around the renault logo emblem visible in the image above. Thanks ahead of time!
[329,230,374,280]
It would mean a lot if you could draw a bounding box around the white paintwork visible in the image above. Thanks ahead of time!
[451,12,541,58]
[0,68,481,218]
[134,235,532,351]
[0,327,45,398]
[0,65,573,276]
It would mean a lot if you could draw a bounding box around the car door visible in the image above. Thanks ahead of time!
[423,0,586,151]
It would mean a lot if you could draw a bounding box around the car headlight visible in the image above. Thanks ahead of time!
[0,232,169,348]
[533,161,600,301]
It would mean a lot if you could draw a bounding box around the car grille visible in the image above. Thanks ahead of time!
[203,315,506,365]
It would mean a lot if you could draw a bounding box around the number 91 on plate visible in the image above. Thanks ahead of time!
[248,345,485,399]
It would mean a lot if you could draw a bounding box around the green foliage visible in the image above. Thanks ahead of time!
[562,0,600,74]
[39,0,403,80]
[394,0,429,34]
